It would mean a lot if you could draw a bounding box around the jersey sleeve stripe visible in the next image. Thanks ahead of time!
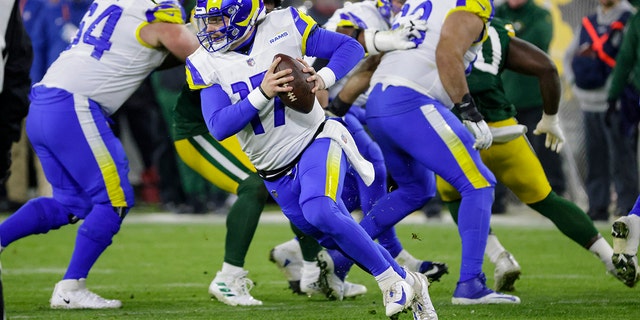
[290,7,317,55]
[186,59,209,89]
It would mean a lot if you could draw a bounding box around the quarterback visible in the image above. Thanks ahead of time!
[186,0,436,317]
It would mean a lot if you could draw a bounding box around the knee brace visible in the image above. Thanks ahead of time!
[77,204,126,246]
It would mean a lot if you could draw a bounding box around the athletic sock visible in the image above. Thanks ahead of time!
[588,237,615,271]
[395,249,421,272]
[485,234,506,264]
[220,262,245,276]
[375,267,403,292]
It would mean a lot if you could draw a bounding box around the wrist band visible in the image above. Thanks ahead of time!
[258,86,270,100]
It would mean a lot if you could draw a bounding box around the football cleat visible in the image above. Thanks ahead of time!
[268,239,303,294]
[451,273,520,305]
[208,270,263,306]
[407,271,438,320]
[50,279,121,309]
[494,251,521,292]
[316,250,344,300]
[419,261,449,283]
[344,281,367,298]
[383,279,415,318]
[300,262,323,297]
[611,216,640,287]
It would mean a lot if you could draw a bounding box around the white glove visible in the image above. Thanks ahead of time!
[464,120,493,150]
[364,19,428,55]
[533,113,565,153]
[454,94,492,150]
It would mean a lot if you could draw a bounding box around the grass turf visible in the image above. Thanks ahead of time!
[2,210,640,319]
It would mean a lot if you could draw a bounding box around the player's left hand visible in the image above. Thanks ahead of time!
[454,93,492,150]
[366,18,427,54]
[297,58,325,93]
[464,119,493,150]
[533,113,565,153]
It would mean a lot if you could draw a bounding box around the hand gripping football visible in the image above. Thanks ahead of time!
[273,53,315,113]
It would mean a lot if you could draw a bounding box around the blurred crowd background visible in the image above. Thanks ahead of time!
[0,0,635,220]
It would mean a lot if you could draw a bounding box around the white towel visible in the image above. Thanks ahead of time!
[316,119,375,186]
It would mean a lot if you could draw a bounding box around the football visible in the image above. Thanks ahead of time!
[273,53,315,113]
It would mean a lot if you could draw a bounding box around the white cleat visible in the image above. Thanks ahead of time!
[494,251,521,292]
[269,239,303,294]
[50,279,121,309]
[407,271,438,320]
[208,270,263,306]
[300,262,323,297]
[611,215,640,287]
[383,280,414,319]
[316,250,344,300]
[343,281,367,298]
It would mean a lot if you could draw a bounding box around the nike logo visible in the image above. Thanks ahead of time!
[425,266,440,276]
[494,295,518,301]
[59,295,70,304]
[394,287,407,305]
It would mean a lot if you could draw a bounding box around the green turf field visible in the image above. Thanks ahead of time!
[1,210,639,319]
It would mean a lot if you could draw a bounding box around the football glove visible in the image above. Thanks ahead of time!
[533,113,565,153]
[364,19,428,55]
[454,94,492,150]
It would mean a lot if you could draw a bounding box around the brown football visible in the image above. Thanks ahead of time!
[273,53,315,114]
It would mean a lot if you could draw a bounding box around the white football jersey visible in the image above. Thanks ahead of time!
[324,1,389,105]
[186,8,325,172]
[38,0,185,115]
[370,0,493,108]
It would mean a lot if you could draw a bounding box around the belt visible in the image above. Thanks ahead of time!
[257,121,326,181]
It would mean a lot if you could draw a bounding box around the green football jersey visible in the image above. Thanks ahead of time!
[172,84,209,141]
[466,18,517,123]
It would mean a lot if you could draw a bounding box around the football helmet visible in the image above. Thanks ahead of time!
[194,0,265,52]
[376,0,402,25]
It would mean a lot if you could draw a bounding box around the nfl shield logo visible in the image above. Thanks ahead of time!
[247,58,255,66]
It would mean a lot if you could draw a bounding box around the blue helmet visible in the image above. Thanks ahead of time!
[194,0,265,52]
[376,0,392,24]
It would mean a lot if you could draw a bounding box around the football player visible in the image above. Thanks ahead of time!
[270,0,447,304]
[437,18,624,291]
[0,0,199,309]
[186,0,436,317]
[360,0,522,305]
[173,0,370,305]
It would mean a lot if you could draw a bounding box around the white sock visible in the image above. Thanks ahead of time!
[485,233,506,264]
[302,260,320,278]
[375,267,403,292]
[220,262,245,276]
[588,236,615,272]
[394,249,421,272]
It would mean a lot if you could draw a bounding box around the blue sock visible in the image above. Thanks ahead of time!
[377,228,403,258]
[457,188,492,282]
[64,204,122,280]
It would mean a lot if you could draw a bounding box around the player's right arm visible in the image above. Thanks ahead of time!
[436,10,485,104]
[138,2,199,61]
[436,9,492,150]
